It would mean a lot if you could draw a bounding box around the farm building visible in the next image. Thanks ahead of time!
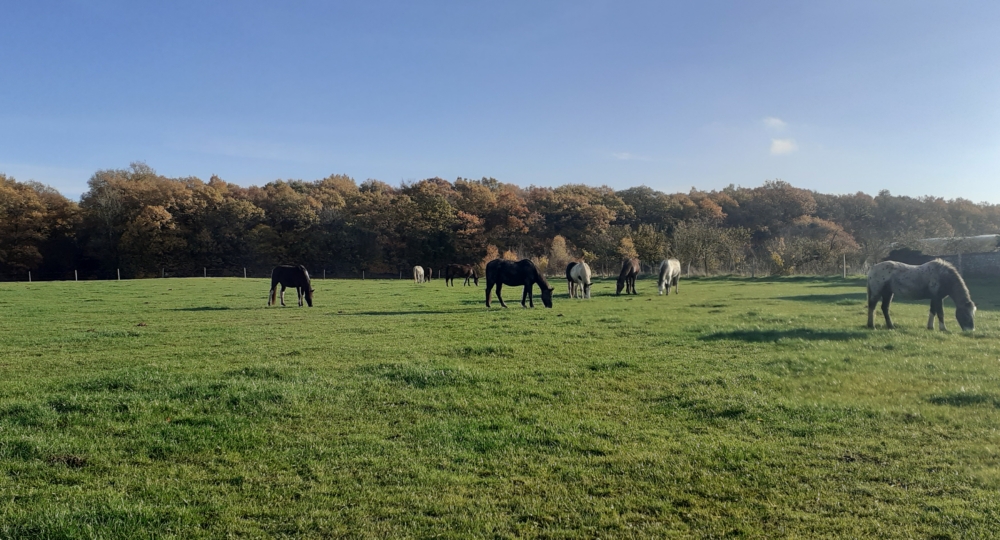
[886,234,1000,277]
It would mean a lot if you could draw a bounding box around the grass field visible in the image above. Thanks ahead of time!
[1,273,999,538]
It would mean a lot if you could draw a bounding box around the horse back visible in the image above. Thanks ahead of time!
[619,258,638,279]
[272,265,310,288]
[566,262,578,282]
[488,259,547,287]
[868,260,933,299]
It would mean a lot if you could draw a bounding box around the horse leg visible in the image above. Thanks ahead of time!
[496,283,508,308]
[933,297,947,331]
[297,287,304,307]
[527,284,534,308]
[486,283,493,308]
[927,299,939,330]
[866,287,878,328]
[881,292,894,329]
[279,285,287,306]
[674,276,679,294]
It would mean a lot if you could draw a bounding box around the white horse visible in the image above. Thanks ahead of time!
[658,258,681,295]
[413,265,425,284]
[566,261,592,299]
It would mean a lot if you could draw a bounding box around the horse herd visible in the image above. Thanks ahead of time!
[268,258,979,332]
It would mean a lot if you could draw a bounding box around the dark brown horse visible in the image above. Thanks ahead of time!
[268,265,314,307]
[485,259,553,308]
[616,258,640,295]
[445,264,478,286]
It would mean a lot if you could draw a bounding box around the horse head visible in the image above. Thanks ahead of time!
[957,300,976,331]
[541,285,553,308]
[305,288,315,307]
[472,273,479,286]
[615,278,625,295]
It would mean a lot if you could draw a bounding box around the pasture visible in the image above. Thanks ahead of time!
[1,274,999,538]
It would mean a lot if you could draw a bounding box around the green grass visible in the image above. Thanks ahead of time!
[1,274,999,538]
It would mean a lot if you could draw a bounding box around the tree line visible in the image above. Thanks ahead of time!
[3,162,1000,280]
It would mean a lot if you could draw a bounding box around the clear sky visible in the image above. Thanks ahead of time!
[2,1,998,202]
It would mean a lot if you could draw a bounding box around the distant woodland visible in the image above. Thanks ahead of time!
[3,162,1000,280]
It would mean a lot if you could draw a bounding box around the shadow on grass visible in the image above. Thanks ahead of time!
[688,275,866,286]
[171,306,233,311]
[334,309,462,316]
[779,292,868,304]
[700,328,868,343]
[927,392,1000,408]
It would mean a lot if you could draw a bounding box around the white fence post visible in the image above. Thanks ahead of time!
[117,269,121,281]
[75,270,78,281]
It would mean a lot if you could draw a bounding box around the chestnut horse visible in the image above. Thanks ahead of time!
[616,258,640,295]
[445,264,478,286]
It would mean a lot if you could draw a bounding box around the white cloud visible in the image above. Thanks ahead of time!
[770,138,798,155]
[763,117,787,130]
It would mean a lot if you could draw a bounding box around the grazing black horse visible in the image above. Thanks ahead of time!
[268,265,314,307]
[616,258,640,295]
[445,264,479,286]
[485,259,553,308]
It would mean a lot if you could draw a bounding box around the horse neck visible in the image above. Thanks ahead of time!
[945,272,972,303]
[534,270,550,288]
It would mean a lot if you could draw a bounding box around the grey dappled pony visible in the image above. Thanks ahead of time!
[866,259,975,331]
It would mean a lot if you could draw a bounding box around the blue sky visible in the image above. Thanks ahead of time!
[2,1,998,202]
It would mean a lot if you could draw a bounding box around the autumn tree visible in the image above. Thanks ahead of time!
[547,235,574,275]
[0,175,50,277]
[631,224,669,264]
[617,236,639,260]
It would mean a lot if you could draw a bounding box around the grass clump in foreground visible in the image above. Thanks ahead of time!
[1,274,999,538]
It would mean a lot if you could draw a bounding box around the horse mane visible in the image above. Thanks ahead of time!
[535,265,551,289]
[931,259,972,304]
